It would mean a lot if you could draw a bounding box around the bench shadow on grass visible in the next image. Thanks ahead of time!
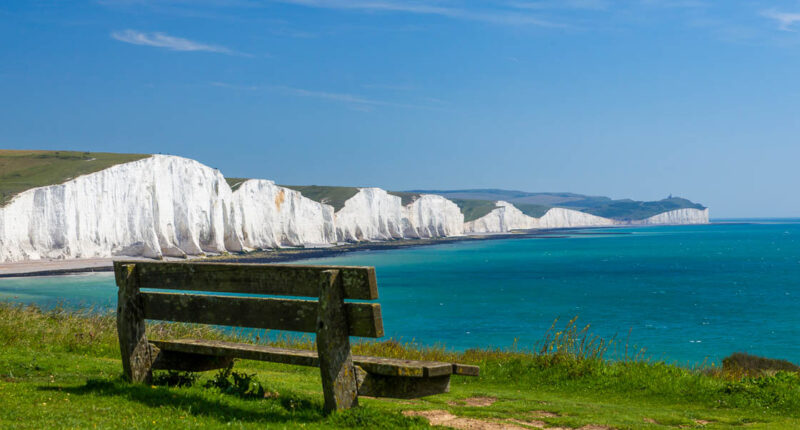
[38,378,325,425]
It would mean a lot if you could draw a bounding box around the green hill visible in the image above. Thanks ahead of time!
[0,150,149,206]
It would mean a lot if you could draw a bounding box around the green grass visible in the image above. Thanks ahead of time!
[0,150,149,206]
[514,202,552,218]
[387,191,422,206]
[280,185,361,212]
[452,199,499,222]
[225,178,250,192]
[2,304,799,429]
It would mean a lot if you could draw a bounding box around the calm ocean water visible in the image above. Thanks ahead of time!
[2,220,799,365]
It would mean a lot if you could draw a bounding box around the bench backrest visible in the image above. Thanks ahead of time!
[113,261,384,338]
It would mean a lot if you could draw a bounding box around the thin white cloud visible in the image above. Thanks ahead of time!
[762,10,800,32]
[508,0,609,11]
[210,81,442,110]
[111,30,248,55]
[274,0,563,28]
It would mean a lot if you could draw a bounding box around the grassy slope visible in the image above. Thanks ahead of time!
[281,185,360,212]
[387,191,421,206]
[572,198,707,221]
[2,303,797,429]
[225,178,250,192]
[0,150,149,206]
[513,203,551,218]
[451,199,498,222]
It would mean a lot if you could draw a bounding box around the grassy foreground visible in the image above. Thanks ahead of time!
[1,304,799,429]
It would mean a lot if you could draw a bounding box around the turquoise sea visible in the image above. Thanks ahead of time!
[2,220,799,365]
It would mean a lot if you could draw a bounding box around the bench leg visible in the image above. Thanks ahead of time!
[316,269,358,412]
[116,263,157,383]
[355,367,451,398]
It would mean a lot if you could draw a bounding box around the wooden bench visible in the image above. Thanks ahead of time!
[114,261,478,412]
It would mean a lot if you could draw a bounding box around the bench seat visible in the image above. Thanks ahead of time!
[151,339,480,378]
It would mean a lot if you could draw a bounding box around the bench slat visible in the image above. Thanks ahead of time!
[141,292,384,338]
[121,261,378,300]
[150,339,458,378]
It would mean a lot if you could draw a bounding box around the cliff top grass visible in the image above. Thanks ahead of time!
[452,199,499,222]
[280,185,360,212]
[387,191,422,206]
[2,302,799,429]
[225,177,249,192]
[514,202,552,218]
[0,150,149,207]
[577,197,706,221]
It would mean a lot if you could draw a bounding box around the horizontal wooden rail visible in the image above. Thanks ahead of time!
[115,261,378,300]
[141,292,384,338]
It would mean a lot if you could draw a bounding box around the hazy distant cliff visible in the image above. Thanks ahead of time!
[464,202,617,234]
[0,153,709,263]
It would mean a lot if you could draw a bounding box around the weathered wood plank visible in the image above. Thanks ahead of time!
[152,350,234,372]
[355,367,451,399]
[452,363,480,376]
[115,263,158,383]
[316,269,359,412]
[149,339,465,378]
[123,261,378,300]
[150,339,319,367]
[140,292,383,337]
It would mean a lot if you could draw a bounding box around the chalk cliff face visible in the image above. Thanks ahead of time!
[464,203,617,233]
[228,180,336,250]
[0,155,232,262]
[333,189,466,242]
[402,194,464,238]
[463,201,536,233]
[633,208,709,225]
[333,188,405,242]
[535,207,617,229]
[0,154,709,263]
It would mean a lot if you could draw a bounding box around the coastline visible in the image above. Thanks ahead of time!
[0,228,624,278]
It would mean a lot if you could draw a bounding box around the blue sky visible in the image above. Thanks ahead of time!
[1,1,800,217]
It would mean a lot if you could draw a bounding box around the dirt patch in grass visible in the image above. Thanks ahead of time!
[405,410,609,430]
[404,410,529,430]
[530,411,560,418]
[464,396,497,407]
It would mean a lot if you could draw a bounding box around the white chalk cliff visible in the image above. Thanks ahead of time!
[464,202,617,234]
[463,201,537,233]
[535,207,617,229]
[632,208,709,225]
[228,179,336,250]
[333,189,464,242]
[0,155,231,262]
[403,194,464,238]
[0,154,708,263]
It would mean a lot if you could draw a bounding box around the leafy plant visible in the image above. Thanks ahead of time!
[204,363,269,399]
